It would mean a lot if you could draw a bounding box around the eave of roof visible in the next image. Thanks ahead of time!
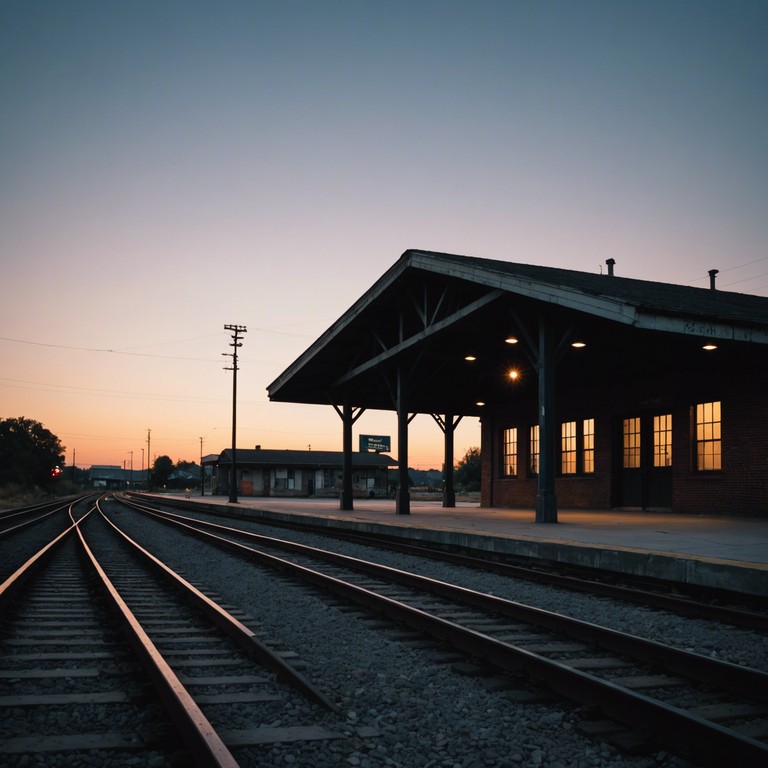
[267,250,768,412]
[409,250,768,336]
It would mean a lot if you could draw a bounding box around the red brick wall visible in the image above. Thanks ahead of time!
[481,346,767,517]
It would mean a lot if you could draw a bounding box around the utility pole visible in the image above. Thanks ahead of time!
[147,429,151,491]
[199,436,205,496]
[223,324,247,503]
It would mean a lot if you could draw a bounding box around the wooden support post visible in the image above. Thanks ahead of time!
[396,367,410,515]
[341,402,354,511]
[536,317,558,523]
[443,414,456,508]
[432,413,461,507]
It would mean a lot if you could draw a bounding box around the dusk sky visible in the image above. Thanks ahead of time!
[2,1,767,472]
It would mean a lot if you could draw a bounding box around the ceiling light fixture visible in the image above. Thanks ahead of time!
[505,336,519,345]
[571,341,586,348]
[702,343,718,351]
[464,355,477,361]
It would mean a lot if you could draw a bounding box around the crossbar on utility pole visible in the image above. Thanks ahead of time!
[223,324,247,503]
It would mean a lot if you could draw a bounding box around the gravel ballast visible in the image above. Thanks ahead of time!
[96,501,768,768]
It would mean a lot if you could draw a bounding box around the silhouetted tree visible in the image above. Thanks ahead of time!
[455,446,481,492]
[151,455,174,488]
[0,417,66,490]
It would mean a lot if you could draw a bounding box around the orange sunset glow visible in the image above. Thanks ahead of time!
[2,2,766,472]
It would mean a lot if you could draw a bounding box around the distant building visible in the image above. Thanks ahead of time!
[204,448,394,498]
[167,466,202,489]
[89,465,148,490]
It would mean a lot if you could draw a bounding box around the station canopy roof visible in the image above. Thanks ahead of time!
[267,250,768,418]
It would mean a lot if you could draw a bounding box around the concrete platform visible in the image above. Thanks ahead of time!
[156,495,768,599]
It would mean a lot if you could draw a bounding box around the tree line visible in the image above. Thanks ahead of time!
[0,417,65,494]
[0,417,201,496]
[0,416,481,498]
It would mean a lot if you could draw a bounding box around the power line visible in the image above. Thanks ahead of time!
[685,256,768,286]
[0,336,217,361]
[720,270,768,289]
[0,377,272,408]
[0,376,228,404]
[0,336,285,366]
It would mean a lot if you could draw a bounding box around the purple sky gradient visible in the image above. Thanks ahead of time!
[2,1,766,469]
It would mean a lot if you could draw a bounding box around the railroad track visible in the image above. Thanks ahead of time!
[0,497,95,586]
[0,532,182,762]
[0,496,351,767]
[0,494,91,539]
[262,520,768,630]
[133,492,767,628]
[118,494,768,768]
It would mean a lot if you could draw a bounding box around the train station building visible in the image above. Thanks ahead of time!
[267,250,768,522]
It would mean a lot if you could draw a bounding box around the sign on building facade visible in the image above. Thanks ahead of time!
[359,434,391,452]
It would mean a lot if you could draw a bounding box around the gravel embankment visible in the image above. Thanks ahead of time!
[98,503,768,768]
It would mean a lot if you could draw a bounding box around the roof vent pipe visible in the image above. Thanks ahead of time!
[708,269,719,290]
[606,258,615,276]
[255,444,261,450]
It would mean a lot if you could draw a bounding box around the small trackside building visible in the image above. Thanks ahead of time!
[267,250,768,521]
[205,448,394,499]
[89,465,148,490]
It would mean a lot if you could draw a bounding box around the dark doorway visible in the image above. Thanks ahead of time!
[617,413,672,509]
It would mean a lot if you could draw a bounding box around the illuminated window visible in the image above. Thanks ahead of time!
[529,425,539,475]
[561,421,577,474]
[695,401,721,471]
[653,414,672,467]
[623,418,641,469]
[583,418,595,474]
[503,428,518,477]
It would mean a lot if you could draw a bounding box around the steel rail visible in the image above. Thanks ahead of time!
[80,499,241,768]
[0,499,76,538]
[121,498,768,701]
[121,496,768,767]
[98,501,336,711]
[0,498,92,610]
[128,492,767,629]
[0,519,77,611]
[299,527,768,631]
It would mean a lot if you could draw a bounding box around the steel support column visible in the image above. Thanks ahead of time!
[536,317,558,523]
[432,413,462,507]
[443,414,456,508]
[342,403,354,510]
[334,401,365,511]
[396,367,410,515]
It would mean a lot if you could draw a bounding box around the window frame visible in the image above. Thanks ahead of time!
[502,427,518,478]
[561,420,577,475]
[623,417,641,469]
[694,401,722,472]
[529,424,540,476]
[582,417,595,474]
[560,417,595,476]
[653,413,673,468]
